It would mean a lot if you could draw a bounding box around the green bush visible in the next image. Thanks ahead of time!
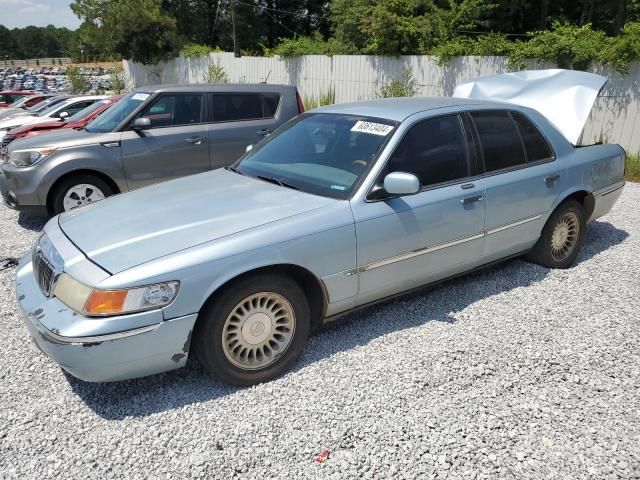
[202,59,229,83]
[66,66,87,94]
[377,67,417,98]
[182,42,222,58]
[110,65,127,93]
[432,22,640,73]
[272,33,358,58]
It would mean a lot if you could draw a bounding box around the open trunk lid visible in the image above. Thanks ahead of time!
[453,69,607,145]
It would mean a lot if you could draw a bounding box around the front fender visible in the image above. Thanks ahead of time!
[38,145,126,202]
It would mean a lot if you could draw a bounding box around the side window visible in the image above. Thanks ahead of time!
[138,94,204,127]
[213,94,263,122]
[471,111,525,172]
[262,93,280,118]
[511,112,553,162]
[62,101,94,117]
[386,115,469,187]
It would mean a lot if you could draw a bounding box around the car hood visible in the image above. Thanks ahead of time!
[0,114,37,130]
[7,128,111,151]
[453,69,607,145]
[58,169,336,274]
[12,120,65,134]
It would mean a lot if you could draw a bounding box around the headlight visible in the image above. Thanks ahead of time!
[8,147,57,167]
[53,274,179,317]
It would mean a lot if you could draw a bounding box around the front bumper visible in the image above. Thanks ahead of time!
[16,254,198,382]
[0,162,48,216]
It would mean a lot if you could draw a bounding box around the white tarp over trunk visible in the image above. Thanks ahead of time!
[453,69,607,145]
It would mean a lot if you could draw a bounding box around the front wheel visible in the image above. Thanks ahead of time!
[194,274,310,386]
[50,174,114,215]
[526,199,586,269]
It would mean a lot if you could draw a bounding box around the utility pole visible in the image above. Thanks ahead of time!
[231,0,240,57]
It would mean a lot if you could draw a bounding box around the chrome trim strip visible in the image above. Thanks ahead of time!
[595,181,625,197]
[29,314,160,345]
[486,214,543,235]
[359,232,485,272]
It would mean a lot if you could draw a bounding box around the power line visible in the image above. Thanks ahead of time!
[235,1,306,18]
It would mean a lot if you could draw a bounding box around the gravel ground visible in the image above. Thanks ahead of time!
[0,185,639,479]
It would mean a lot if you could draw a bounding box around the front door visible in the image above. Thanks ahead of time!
[121,92,210,190]
[352,114,487,306]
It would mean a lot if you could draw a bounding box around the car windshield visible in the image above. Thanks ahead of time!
[66,99,110,122]
[36,101,70,117]
[237,113,397,199]
[8,97,31,109]
[85,92,149,133]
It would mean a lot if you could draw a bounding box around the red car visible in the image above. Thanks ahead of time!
[0,91,35,108]
[2,96,122,149]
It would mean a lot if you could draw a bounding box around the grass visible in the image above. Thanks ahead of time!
[626,154,640,182]
[302,87,335,110]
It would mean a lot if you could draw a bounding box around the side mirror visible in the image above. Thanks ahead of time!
[245,144,254,153]
[58,111,69,119]
[132,117,151,131]
[383,172,420,196]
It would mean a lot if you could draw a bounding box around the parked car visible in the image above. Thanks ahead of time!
[0,96,122,155]
[0,93,60,121]
[0,91,35,108]
[5,93,51,110]
[14,73,625,385]
[0,95,106,144]
[1,84,302,215]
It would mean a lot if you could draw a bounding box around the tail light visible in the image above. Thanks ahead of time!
[296,91,304,114]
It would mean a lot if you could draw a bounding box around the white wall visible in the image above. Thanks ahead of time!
[123,53,640,153]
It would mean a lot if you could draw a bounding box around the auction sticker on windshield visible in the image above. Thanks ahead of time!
[132,93,150,101]
[351,121,394,136]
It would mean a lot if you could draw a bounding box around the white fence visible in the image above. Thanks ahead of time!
[123,54,640,153]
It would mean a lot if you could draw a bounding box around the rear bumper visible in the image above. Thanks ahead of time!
[16,254,198,383]
[590,180,625,221]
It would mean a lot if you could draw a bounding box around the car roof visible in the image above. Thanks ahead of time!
[313,96,509,122]
[135,83,297,94]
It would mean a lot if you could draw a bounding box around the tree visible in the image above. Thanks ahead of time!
[71,0,182,64]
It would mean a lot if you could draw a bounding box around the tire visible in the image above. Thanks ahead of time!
[526,199,586,269]
[193,274,311,386]
[50,174,114,215]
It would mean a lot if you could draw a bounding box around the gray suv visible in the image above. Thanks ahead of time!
[0,84,303,215]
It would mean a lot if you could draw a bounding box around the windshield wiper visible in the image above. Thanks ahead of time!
[225,165,245,176]
[256,174,300,191]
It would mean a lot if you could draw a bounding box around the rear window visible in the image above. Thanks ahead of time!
[511,111,554,162]
[471,111,525,172]
[212,93,280,122]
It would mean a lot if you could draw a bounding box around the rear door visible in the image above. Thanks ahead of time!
[207,92,281,169]
[120,92,210,190]
[468,110,563,260]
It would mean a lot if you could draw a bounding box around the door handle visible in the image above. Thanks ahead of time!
[257,129,272,137]
[461,183,475,190]
[185,136,205,144]
[461,194,484,205]
[544,174,560,184]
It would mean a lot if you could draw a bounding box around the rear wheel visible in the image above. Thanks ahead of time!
[526,199,586,269]
[50,174,114,215]
[194,274,310,386]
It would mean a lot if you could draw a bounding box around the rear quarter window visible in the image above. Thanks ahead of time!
[212,93,280,122]
[511,111,554,162]
[471,110,526,172]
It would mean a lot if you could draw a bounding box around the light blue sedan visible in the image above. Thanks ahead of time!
[16,96,625,385]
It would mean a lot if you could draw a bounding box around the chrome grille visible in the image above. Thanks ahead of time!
[33,252,55,296]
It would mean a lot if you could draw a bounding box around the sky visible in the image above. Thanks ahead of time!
[0,0,81,29]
